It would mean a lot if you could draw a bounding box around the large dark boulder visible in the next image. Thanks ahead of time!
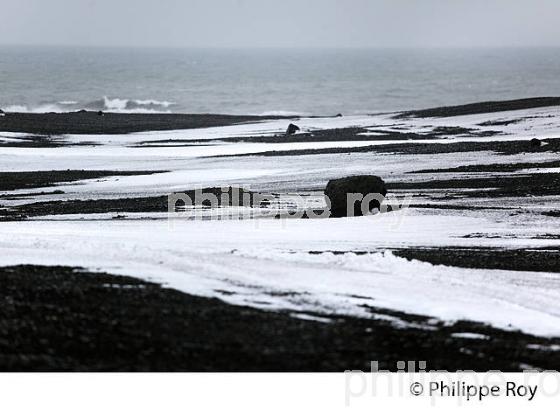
[286,123,300,135]
[325,175,387,217]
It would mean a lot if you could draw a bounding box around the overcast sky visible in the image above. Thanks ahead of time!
[1,0,560,48]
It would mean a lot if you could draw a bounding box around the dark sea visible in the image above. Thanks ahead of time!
[2,46,560,116]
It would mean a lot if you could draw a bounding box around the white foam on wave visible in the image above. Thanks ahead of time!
[0,96,176,114]
[256,110,306,117]
[1,105,35,113]
[102,97,128,111]
[133,99,175,108]
[99,96,176,113]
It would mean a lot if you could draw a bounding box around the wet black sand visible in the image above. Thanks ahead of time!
[0,111,293,135]
[308,247,560,274]
[2,265,559,371]
[2,169,559,220]
[394,247,560,273]
[389,172,560,198]
[0,170,162,192]
[136,126,498,147]
[2,186,261,219]
[397,97,560,118]
[412,160,560,174]
[219,136,560,158]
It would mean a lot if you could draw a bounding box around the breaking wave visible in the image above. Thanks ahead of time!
[255,110,307,116]
[1,97,176,114]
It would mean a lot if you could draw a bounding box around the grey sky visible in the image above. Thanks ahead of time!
[1,0,560,48]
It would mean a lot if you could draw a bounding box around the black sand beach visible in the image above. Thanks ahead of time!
[1,97,558,136]
[2,265,559,372]
[0,170,163,192]
[397,96,560,118]
[2,97,560,371]
[0,111,293,135]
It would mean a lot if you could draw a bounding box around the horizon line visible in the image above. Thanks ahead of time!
[2,43,560,51]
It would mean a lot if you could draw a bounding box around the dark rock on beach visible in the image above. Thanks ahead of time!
[325,175,387,218]
[286,123,300,135]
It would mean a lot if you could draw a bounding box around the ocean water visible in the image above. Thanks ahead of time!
[2,46,560,116]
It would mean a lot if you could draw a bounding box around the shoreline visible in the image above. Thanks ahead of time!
[0,111,296,135]
[2,96,560,371]
[0,96,559,135]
